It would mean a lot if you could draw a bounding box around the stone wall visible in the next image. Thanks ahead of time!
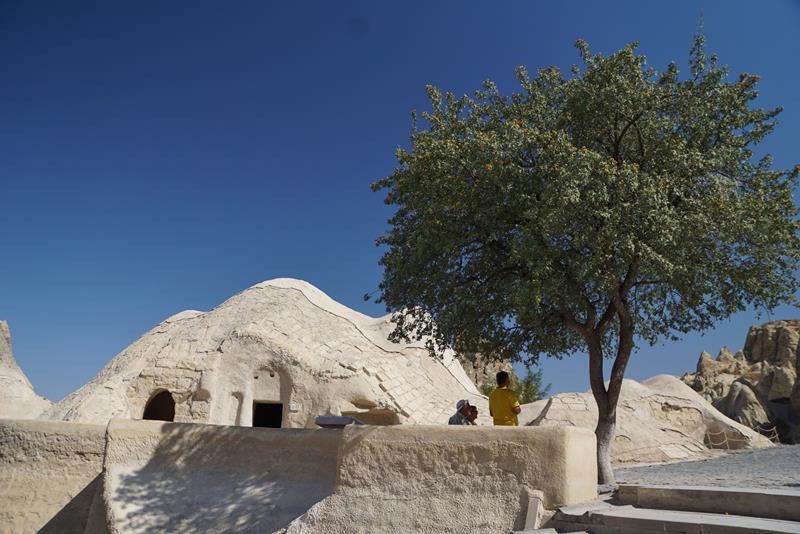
[1,418,596,534]
[286,425,597,533]
[0,419,106,534]
[102,419,341,534]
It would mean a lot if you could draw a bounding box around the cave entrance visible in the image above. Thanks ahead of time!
[253,402,283,428]
[143,390,175,421]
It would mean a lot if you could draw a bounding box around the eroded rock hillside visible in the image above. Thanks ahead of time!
[0,321,52,419]
[682,320,800,443]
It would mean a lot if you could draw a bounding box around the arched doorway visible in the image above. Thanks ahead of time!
[143,390,175,421]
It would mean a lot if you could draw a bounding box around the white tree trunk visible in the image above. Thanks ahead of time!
[595,416,616,484]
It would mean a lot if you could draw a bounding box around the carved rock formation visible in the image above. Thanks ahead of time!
[0,321,52,419]
[39,279,487,427]
[457,352,512,393]
[681,320,800,443]
[520,374,772,466]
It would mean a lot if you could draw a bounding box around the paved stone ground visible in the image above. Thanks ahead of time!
[615,444,800,489]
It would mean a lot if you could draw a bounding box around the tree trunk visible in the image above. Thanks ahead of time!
[595,402,617,484]
[587,337,617,484]
[590,301,634,485]
[570,291,635,485]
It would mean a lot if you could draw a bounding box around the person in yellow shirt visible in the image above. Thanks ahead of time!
[488,371,521,426]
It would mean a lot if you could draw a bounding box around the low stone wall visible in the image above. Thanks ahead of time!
[286,425,597,533]
[0,418,106,534]
[102,419,341,534]
[1,419,596,534]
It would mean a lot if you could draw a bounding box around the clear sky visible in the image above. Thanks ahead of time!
[2,1,799,402]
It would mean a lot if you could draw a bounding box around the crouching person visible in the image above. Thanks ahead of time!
[467,405,478,425]
[448,399,471,425]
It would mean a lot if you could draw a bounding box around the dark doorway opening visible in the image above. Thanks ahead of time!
[143,390,175,421]
[253,402,282,428]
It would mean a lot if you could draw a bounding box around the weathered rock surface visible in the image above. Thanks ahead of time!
[41,279,488,427]
[458,352,512,393]
[0,320,52,419]
[519,374,772,466]
[681,320,800,443]
[0,418,106,534]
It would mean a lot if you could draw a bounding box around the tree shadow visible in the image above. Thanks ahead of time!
[106,422,342,533]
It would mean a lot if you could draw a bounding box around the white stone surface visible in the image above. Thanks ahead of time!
[519,374,773,466]
[41,279,487,428]
[0,320,52,419]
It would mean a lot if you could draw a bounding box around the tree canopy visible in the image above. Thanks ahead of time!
[373,33,800,482]
[374,35,799,363]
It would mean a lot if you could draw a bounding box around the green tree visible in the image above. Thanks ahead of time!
[372,33,800,483]
[517,366,551,404]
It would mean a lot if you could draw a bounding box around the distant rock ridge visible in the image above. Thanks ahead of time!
[457,352,512,393]
[0,320,52,419]
[681,319,800,443]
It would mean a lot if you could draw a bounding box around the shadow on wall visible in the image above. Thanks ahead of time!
[107,422,341,533]
[37,474,103,534]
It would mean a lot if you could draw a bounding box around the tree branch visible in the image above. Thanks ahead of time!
[595,254,640,335]
[561,306,588,335]
[607,293,634,407]
[614,112,644,162]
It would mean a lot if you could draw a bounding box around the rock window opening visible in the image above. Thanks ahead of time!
[143,390,175,421]
[253,402,282,428]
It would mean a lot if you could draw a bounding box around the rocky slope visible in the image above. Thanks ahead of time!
[520,374,772,466]
[0,321,52,419]
[681,320,800,443]
[458,352,512,393]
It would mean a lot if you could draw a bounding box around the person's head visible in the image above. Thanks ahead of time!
[467,405,478,422]
[456,399,471,415]
[496,371,510,387]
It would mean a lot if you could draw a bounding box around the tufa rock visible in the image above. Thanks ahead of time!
[457,351,512,393]
[520,375,772,466]
[682,320,800,443]
[39,279,488,427]
[0,320,52,419]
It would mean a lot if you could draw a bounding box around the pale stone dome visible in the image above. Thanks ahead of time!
[41,278,486,427]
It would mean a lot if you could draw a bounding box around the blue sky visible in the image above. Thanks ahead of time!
[1,1,799,402]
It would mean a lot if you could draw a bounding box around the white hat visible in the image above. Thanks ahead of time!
[456,399,470,410]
